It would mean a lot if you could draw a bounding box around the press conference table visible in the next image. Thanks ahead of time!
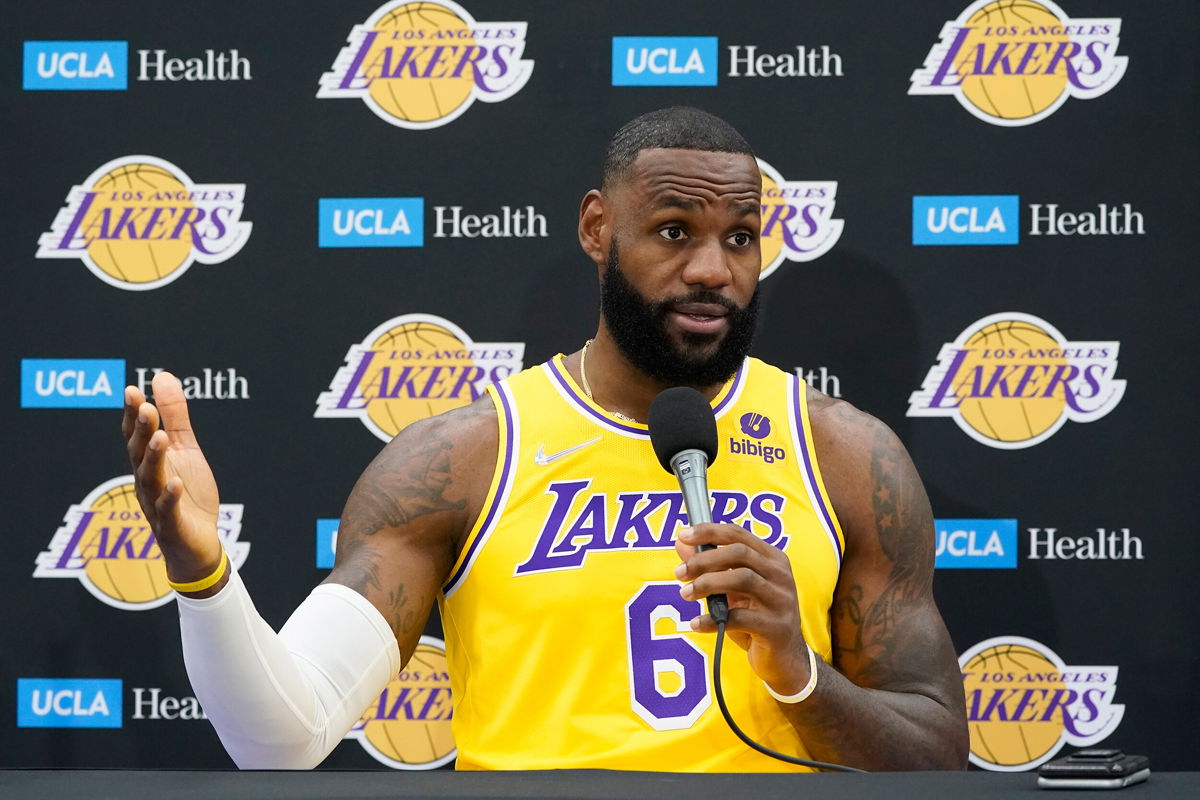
[2,769,1196,799]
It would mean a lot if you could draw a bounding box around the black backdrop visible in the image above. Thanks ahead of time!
[4,0,1197,772]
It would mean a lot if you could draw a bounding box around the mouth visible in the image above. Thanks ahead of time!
[667,302,731,336]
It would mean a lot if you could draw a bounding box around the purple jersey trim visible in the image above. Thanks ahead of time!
[442,381,517,595]
[544,356,747,435]
[790,376,843,563]
[544,358,647,436]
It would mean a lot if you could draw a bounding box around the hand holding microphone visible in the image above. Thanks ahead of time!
[648,386,810,693]
[648,387,728,625]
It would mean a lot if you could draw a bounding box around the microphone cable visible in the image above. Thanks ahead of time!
[712,620,867,773]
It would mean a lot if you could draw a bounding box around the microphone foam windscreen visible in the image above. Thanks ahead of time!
[647,386,719,473]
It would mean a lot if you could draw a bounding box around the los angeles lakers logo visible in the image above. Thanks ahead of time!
[316,0,534,129]
[907,313,1125,449]
[36,156,252,291]
[960,636,1124,771]
[345,636,456,769]
[315,313,524,442]
[34,476,249,611]
[757,158,843,279]
[909,1,1127,126]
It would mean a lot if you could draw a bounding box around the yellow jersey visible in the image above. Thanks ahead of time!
[439,355,845,771]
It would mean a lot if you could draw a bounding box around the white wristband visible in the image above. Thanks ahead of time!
[764,645,819,704]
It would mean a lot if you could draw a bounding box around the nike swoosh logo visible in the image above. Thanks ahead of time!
[534,437,601,466]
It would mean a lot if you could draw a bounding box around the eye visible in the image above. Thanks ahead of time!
[658,226,687,241]
[727,231,754,247]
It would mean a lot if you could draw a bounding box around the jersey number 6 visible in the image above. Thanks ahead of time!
[624,581,712,731]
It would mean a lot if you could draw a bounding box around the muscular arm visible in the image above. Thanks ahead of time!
[325,396,499,664]
[785,392,967,770]
[169,394,496,768]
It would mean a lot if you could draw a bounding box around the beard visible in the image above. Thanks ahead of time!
[599,238,759,387]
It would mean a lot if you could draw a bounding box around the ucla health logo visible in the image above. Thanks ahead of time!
[345,636,455,768]
[316,519,339,568]
[319,198,424,247]
[34,476,249,610]
[612,37,718,86]
[23,41,128,90]
[960,636,1123,770]
[935,518,1017,568]
[36,156,252,290]
[21,359,124,409]
[909,313,1125,449]
[758,158,843,278]
[909,1,1126,126]
[316,314,524,441]
[913,195,1018,245]
[317,1,533,129]
[18,679,123,728]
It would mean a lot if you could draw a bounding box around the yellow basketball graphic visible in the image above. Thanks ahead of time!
[78,481,170,605]
[357,639,456,768]
[963,642,1067,767]
[363,319,479,437]
[365,2,476,124]
[81,162,195,285]
[954,319,1067,444]
[956,1,1070,121]
[758,168,785,276]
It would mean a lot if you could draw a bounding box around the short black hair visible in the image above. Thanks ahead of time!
[601,106,755,191]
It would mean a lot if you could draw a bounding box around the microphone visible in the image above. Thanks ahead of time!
[647,387,728,625]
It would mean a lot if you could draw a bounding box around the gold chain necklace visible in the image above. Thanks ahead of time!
[579,339,638,423]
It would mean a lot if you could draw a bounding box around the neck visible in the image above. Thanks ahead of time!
[576,327,728,422]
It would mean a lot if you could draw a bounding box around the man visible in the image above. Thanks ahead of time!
[123,107,967,772]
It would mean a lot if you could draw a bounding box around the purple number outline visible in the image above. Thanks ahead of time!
[624,581,711,730]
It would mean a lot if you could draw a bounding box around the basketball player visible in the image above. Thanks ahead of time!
[123,107,968,771]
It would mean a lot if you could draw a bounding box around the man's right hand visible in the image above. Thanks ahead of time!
[123,371,226,597]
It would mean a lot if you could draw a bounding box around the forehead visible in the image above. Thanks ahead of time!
[617,148,761,210]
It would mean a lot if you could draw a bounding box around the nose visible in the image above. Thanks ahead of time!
[679,237,732,290]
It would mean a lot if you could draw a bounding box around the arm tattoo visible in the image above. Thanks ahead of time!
[339,424,467,539]
[337,543,384,596]
[336,544,418,640]
[834,424,934,685]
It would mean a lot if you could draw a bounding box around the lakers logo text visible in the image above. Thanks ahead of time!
[960,636,1123,770]
[315,313,524,442]
[317,0,533,129]
[36,156,251,290]
[908,313,1125,448]
[515,481,788,574]
[909,1,1126,126]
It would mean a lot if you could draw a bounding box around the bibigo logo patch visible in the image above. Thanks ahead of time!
[317,0,533,129]
[960,636,1123,770]
[315,313,524,442]
[36,156,251,290]
[909,1,1126,126]
[757,158,842,278]
[908,312,1125,449]
[34,476,248,611]
[345,636,455,769]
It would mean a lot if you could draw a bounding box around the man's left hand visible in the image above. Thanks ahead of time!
[674,523,813,696]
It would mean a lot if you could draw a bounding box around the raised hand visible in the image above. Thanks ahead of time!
[122,371,226,596]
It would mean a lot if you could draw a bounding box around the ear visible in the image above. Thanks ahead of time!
[577,189,609,268]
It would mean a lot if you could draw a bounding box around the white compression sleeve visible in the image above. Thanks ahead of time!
[177,568,401,769]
